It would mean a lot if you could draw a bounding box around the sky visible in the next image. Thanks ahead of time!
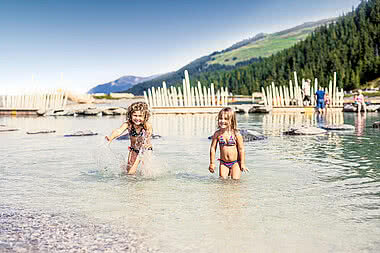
[0,0,361,94]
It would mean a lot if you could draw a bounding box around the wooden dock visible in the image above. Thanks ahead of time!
[0,108,39,115]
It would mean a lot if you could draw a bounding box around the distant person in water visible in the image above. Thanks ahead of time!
[106,102,153,174]
[315,87,325,114]
[324,92,330,113]
[209,107,248,179]
[355,90,367,113]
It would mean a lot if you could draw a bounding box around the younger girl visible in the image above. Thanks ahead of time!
[106,102,153,174]
[209,107,248,179]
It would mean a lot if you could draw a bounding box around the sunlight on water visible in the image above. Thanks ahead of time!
[1,112,380,252]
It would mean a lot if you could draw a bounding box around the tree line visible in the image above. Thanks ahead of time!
[196,0,380,95]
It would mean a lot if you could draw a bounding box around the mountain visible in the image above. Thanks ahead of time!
[87,74,160,94]
[194,0,380,94]
[126,18,336,95]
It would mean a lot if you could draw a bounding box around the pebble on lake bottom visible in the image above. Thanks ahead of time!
[0,206,158,252]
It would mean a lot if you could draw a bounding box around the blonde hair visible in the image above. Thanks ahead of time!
[126,102,151,129]
[217,107,237,131]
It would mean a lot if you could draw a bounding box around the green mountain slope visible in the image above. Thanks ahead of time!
[195,0,380,94]
[127,19,335,95]
[207,19,335,66]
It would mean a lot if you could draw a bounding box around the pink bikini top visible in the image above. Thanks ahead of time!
[218,135,236,146]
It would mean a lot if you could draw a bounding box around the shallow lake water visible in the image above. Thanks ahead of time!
[1,111,380,252]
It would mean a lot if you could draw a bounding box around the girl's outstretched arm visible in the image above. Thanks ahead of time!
[209,132,218,173]
[143,122,153,147]
[236,133,248,172]
[105,122,129,143]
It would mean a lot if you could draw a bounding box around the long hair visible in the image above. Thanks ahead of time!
[217,107,237,132]
[126,102,151,129]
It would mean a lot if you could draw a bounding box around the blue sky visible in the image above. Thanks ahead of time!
[0,0,360,94]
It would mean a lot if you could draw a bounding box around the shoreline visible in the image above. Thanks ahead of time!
[0,205,157,252]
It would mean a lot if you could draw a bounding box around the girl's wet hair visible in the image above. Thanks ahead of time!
[217,107,237,131]
[126,102,151,128]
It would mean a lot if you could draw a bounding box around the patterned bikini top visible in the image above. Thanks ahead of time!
[129,125,145,137]
[218,135,236,146]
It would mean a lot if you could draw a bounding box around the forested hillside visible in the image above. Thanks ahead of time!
[196,0,380,94]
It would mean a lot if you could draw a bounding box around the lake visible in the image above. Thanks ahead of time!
[1,111,380,252]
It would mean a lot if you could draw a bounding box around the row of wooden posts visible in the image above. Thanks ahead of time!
[144,70,228,108]
[260,72,344,108]
[0,91,67,110]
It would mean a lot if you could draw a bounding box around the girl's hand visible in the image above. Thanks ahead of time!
[208,164,215,173]
[241,165,249,172]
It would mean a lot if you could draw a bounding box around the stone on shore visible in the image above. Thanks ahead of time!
[343,104,380,112]
[367,105,380,112]
[373,121,380,128]
[343,104,357,112]
[43,109,75,116]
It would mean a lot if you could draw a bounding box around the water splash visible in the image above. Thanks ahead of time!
[92,137,126,176]
[137,150,169,178]
[92,133,168,178]
[135,130,169,178]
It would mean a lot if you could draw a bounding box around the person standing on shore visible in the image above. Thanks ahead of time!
[105,102,153,174]
[355,90,367,113]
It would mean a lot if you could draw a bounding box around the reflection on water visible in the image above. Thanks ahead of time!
[1,112,380,252]
[355,113,366,136]
[151,114,217,137]
[262,111,344,135]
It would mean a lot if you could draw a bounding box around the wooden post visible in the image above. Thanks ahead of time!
[211,83,215,106]
[197,81,203,106]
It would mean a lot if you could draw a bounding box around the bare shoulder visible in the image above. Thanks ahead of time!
[121,121,129,128]
[212,129,221,139]
[235,129,244,142]
[145,122,153,131]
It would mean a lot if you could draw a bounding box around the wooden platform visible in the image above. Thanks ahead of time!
[272,106,343,113]
[0,108,39,115]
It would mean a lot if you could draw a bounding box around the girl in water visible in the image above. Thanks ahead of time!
[106,102,153,174]
[209,107,248,179]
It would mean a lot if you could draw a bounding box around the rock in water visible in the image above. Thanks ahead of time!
[64,130,98,137]
[27,129,56,134]
[117,133,161,140]
[239,129,266,141]
[208,129,266,141]
[321,124,355,131]
[373,121,380,128]
[0,126,19,132]
[284,126,327,135]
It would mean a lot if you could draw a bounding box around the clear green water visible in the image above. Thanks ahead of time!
[1,112,379,252]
